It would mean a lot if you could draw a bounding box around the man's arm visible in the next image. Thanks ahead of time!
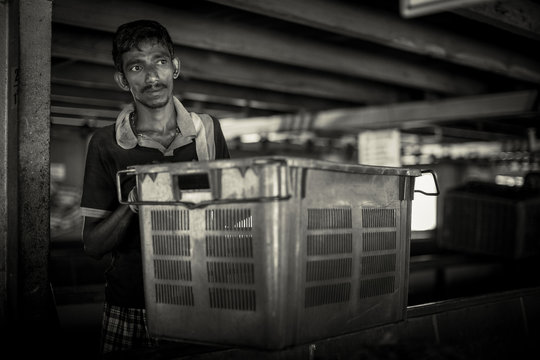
[82,204,136,260]
[81,129,139,259]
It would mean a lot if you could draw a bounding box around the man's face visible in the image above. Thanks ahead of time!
[120,40,177,109]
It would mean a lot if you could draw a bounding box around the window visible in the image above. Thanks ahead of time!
[411,173,437,231]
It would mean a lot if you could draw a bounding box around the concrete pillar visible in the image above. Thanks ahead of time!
[18,0,53,330]
[1,0,54,346]
[0,0,20,333]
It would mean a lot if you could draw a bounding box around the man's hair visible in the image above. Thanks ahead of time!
[112,19,175,73]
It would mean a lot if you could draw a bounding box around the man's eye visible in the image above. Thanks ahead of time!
[157,59,168,65]
[129,65,142,72]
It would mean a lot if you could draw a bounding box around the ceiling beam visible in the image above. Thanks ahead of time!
[175,80,362,112]
[219,90,539,139]
[453,0,540,41]
[51,62,379,121]
[50,105,119,120]
[51,80,361,114]
[51,94,125,110]
[51,31,410,104]
[314,90,539,130]
[50,116,111,128]
[52,0,486,94]
[50,99,282,122]
[402,125,522,142]
[51,84,294,113]
[51,83,131,104]
[207,0,540,84]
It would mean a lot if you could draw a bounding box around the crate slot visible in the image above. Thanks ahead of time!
[155,283,194,306]
[152,234,191,256]
[359,276,395,298]
[205,234,253,258]
[361,254,397,275]
[151,209,189,231]
[209,288,256,311]
[307,233,353,256]
[362,208,396,228]
[206,262,255,284]
[176,173,210,191]
[362,231,397,252]
[307,208,352,229]
[306,258,353,282]
[154,259,192,281]
[304,282,351,308]
[205,209,252,231]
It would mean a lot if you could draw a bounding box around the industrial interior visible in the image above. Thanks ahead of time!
[2,0,540,359]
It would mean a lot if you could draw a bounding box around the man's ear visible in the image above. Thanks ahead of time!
[114,71,130,91]
[172,57,180,79]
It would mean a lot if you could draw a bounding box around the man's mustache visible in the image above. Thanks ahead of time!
[142,83,166,92]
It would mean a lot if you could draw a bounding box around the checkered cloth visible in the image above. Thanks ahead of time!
[100,302,159,354]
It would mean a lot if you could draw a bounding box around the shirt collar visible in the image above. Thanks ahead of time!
[115,96,196,149]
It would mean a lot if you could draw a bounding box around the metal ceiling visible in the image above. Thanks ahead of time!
[50,0,540,146]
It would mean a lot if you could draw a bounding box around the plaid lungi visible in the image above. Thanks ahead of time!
[100,302,159,354]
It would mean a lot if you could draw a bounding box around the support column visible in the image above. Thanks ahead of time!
[18,0,54,329]
[1,0,54,344]
[0,0,20,333]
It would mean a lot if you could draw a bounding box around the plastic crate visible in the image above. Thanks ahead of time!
[439,179,540,259]
[118,156,421,349]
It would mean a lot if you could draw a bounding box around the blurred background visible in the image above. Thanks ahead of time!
[6,0,540,358]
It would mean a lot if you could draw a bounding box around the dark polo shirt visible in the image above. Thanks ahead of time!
[81,98,229,308]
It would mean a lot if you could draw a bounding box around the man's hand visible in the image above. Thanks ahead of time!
[128,187,139,213]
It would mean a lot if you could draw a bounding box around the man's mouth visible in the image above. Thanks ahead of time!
[143,84,166,93]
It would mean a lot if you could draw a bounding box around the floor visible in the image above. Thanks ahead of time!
[48,237,540,359]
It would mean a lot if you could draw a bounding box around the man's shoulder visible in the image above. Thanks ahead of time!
[195,112,225,129]
[89,124,116,142]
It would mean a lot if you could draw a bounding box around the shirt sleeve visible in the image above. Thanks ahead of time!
[80,131,117,218]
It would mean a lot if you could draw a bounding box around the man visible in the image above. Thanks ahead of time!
[80,19,230,355]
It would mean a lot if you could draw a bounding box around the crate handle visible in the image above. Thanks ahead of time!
[414,169,440,196]
[168,194,293,209]
[116,162,292,209]
[116,193,292,210]
[116,168,138,204]
[251,157,288,166]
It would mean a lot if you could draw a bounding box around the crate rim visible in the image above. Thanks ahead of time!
[124,156,422,177]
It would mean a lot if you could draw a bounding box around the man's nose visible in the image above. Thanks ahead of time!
[145,65,159,83]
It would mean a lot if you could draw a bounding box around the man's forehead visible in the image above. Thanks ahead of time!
[124,39,170,57]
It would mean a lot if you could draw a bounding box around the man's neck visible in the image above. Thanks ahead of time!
[133,100,177,134]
